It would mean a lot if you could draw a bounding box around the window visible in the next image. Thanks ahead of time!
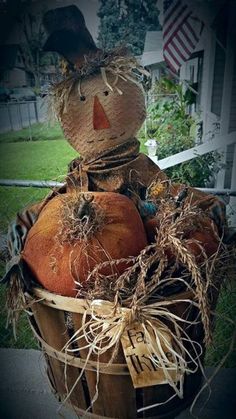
[184,51,204,114]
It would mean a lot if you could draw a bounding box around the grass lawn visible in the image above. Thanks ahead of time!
[0,123,147,181]
[0,122,64,143]
[0,138,77,181]
[0,123,235,368]
[205,282,236,367]
[0,284,38,350]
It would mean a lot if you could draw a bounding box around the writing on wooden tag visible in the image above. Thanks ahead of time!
[121,321,179,388]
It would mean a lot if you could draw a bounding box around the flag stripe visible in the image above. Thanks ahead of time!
[171,38,188,61]
[163,4,188,38]
[166,44,181,68]
[164,0,181,24]
[179,25,195,49]
[185,19,199,43]
[163,0,204,73]
[164,49,180,72]
[175,33,191,56]
[164,11,191,50]
[182,21,199,45]
[164,10,191,48]
[168,44,182,67]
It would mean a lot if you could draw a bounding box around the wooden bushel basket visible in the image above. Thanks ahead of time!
[28,287,204,419]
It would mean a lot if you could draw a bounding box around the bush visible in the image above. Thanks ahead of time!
[139,78,221,187]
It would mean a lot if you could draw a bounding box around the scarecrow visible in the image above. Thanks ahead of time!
[3,5,232,419]
[6,5,226,277]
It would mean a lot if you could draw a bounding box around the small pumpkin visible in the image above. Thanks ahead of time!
[22,192,148,297]
[144,217,159,244]
[144,215,219,262]
[184,229,219,262]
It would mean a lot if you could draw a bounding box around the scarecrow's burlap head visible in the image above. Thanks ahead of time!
[43,6,148,161]
[54,69,146,160]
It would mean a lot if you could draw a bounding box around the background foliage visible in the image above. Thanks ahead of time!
[97,0,160,55]
[139,78,222,187]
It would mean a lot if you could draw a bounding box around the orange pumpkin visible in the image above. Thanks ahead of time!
[22,192,148,297]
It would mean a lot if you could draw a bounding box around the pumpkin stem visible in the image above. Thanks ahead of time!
[58,194,104,244]
[76,193,94,220]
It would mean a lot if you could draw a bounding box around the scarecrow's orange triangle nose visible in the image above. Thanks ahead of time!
[93,95,110,130]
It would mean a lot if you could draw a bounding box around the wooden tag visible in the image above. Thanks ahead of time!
[121,321,179,388]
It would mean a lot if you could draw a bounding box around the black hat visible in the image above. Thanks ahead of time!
[43,5,98,66]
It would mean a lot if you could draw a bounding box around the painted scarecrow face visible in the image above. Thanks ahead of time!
[60,71,146,160]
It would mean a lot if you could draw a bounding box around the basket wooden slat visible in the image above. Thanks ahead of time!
[31,301,87,410]
[32,287,89,313]
[72,312,137,419]
[32,287,194,313]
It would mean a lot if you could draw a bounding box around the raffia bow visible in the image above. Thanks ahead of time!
[62,296,203,411]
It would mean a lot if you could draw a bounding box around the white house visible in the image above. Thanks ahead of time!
[142,0,236,225]
[184,0,236,224]
[140,31,165,86]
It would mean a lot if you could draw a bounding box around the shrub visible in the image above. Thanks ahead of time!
[139,78,221,187]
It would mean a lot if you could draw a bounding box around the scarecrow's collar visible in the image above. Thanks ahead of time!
[69,137,140,171]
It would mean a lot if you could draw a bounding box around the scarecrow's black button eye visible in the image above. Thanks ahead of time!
[80,95,86,101]
[104,91,109,96]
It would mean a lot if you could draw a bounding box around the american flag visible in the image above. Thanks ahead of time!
[163,0,204,73]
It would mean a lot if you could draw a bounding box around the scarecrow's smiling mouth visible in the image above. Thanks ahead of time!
[108,131,126,141]
[87,131,126,144]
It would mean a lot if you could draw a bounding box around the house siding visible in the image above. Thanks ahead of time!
[224,56,236,188]
[211,42,226,117]
[229,56,236,133]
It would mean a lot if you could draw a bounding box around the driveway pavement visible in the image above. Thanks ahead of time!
[0,348,235,419]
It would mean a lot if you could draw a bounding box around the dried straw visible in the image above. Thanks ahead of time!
[5,273,27,339]
[5,273,43,340]
[82,194,225,348]
[57,192,105,245]
[47,46,149,120]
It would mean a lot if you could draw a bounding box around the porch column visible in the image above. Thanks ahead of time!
[218,2,236,226]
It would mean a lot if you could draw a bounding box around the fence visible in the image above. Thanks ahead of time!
[150,131,236,227]
[0,179,235,241]
[0,185,49,233]
[0,98,47,133]
[0,126,236,232]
